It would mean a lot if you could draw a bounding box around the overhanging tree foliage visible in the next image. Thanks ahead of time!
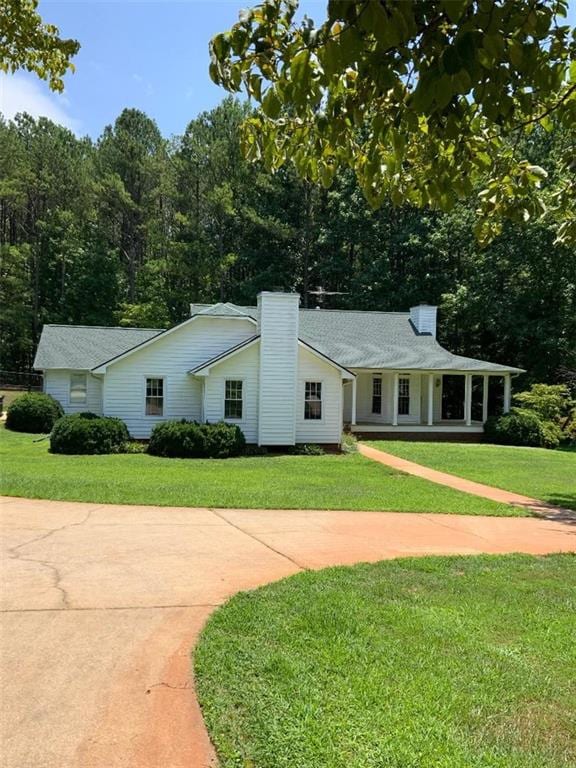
[0,0,79,91]
[209,0,576,243]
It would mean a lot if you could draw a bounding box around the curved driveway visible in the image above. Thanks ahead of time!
[1,495,575,768]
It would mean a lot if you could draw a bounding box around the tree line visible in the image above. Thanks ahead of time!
[0,97,574,384]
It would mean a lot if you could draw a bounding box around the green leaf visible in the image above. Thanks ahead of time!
[441,0,469,24]
[442,46,463,75]
[434,74,454,110]
[261,88,282,118]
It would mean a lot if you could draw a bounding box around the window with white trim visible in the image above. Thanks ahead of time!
[145,378,164,416]
[398,376,410,415]
[372,376,382,414]
[70,373,87,404]
[304,381,322,420]
[225,380,243,419]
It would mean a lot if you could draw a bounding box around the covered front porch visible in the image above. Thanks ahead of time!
[345,370,512,437]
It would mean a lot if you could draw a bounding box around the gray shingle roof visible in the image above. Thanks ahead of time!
[33,325,164,370]
[34,306,524,374]
[192,304,524,373]
[298,309,524,372]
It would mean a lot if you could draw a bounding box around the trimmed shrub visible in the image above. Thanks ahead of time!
[484,408,559,449]
[50,413,129,454]
[5,392,64,433]
[148,420,246,459]
[148,420,207,458]
[202,421,246,458]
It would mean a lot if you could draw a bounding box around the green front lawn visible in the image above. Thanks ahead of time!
[0,426,516,515]
[195,554,576,768]
[367,441,576,510]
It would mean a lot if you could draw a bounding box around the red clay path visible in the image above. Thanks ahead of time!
[1,495,575,768]
[358,442,574,518]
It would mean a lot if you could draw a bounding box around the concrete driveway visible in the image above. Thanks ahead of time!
[1,496,575,768]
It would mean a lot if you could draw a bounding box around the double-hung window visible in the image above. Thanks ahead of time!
[70,373,87,405]
[372,377,382,414]
[304,381,322,420]
[145,377,164,416]
[225,380,243,419]
[398,376,410,415]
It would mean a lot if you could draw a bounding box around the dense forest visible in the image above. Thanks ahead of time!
[0,97,574,384]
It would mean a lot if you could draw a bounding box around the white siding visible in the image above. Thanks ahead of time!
[354,371,394,423]
[44,369,103,414]
[295,346,343,444]
[102,317,255,438]
[353,370,422,424]
[257,293,299,445]
[203,343,259,444]
[410,305,437,336]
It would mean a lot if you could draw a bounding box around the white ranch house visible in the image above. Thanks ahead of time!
[34,292,523,445]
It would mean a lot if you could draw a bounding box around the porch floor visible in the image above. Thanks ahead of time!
[350,421,484,434]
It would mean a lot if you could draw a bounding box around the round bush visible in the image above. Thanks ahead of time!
[484,408,559,448]
[148,420,246,459]
[50,413,129,455]
[148,420,207,458]
[202,421,246,458]
[5,392,64,433]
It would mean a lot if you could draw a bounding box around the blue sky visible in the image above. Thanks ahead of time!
[0,0,575,139]
[0,0,325,138]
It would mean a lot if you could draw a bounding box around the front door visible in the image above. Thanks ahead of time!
[441,374,464,420]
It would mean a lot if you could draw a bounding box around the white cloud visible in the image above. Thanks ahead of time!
[0,73,80,132]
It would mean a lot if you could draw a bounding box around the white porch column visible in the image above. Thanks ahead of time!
[351,377,357,425]
[392,372,399,426]
[482,374,489,423]
[464,373,472,426]
[504,374,512,413]
[427,373,434,426]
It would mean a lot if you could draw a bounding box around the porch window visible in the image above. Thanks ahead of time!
[224,380,243,419]
[70,373,87,404]
[398,377,410,415]
[145,377,164,416]
[304,381,322,420]
[372,377,382,414]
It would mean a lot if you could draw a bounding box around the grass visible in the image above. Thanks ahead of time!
[367,441,576,510]
[0,426,518,515]
[195,554,576,768]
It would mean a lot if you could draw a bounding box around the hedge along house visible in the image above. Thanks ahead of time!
[33,292,524,444]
